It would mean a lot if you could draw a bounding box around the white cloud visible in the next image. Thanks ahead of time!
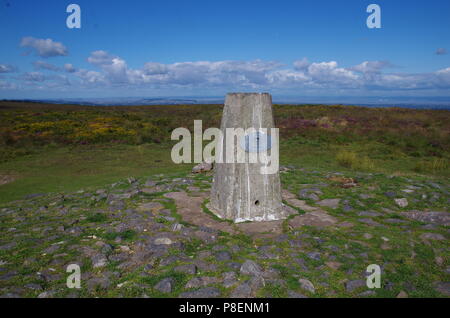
[33,60,60,71]
[22,72,47,82]
[2,51,450,93]
[293,58,310,70]
[64,63,76,73]
[0,64,17,73]
[351,61,391,73]
[20,37,68,58]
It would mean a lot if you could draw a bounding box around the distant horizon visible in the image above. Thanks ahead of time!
[3,95,450,110]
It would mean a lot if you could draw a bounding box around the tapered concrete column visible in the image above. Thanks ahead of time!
[208,93,294,223]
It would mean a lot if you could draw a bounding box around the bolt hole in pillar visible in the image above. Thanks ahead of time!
[254,200,260,206]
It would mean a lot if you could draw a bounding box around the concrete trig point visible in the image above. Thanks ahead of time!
[208,92,294,223]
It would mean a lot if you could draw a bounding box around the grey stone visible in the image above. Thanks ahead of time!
[358,211,381,217]
[174,264,197,275]
[394,198,408,208]
[306,252,321,261]
[420,233,445,240]
[287,290,308,298]
[86,277,111,291]
[240,260,263,276]
[317,198,341,209]
[91,254,108,268]
[192,162,213,174]
[298,278,315,294]
[179,287,221,298]
[230,283,252,298]
[434,282,450,296]
[345,279,366,292]
[215,251,232,262]
[154,237,173,245]
[154,278,174,293]
[185,276,221,289]
[299,189,322,201]
[400,211,450,226]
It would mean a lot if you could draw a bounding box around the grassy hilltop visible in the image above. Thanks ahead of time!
[0,101,448,202]
[0,101,448,298]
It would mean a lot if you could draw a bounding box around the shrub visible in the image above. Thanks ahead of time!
[414,158,449,173]
[336,150,375,170]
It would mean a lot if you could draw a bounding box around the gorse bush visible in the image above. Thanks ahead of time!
[336,150,375,171]
[414,157,449,173]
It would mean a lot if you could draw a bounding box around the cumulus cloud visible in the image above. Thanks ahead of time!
[351,61,391,73]
[33,60,60,71]
[22,72,48,82]
[2,51,450,93]
[20,37,68,58]
[0,64,17,73]
[64,63,76,73]
[293,58,310,70]
[436,48,447,55]
[0,80,17,90]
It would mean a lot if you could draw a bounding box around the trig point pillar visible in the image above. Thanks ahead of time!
[208,93,293,223]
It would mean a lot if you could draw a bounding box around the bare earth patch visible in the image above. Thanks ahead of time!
[164,191,237,234]
[282,189,338,228]
[0,175,15,186]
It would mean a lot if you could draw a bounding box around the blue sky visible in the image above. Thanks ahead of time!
[0,0,449,101]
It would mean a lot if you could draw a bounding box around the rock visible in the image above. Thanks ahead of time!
[306,252,321,261]
[359,290,376,297]
[363,233,373,239]
[248,276,265,291]
[240,260,263,276]
[420,233,445,241]
[434,282,450,296]
[0,242,17,251]
[86,277,111,291]
[154,278,174,293]
[192,162,213,173]
[222,272,238,288]
[298,189,322,201]
[287,290,308,298]
[91,254,108,268]
[298,278,315,294]
[317,199,341,209]
[325,261,342,270]
[396,291,408,298]
[288,210,337,228]
[185,276,221,289]
[154,237,173,245]
[394,198,408,208]
[145,180,157,187]
[179,287,221,298]
[25,283,43,291]
[230,283,252,298]
[384,191,396,198]
[342,205,354,212]
[174,264,197,275]
[37,291,56,298]
[400,211,450,226]
[345,280,366,292]
[215,251,232,262]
